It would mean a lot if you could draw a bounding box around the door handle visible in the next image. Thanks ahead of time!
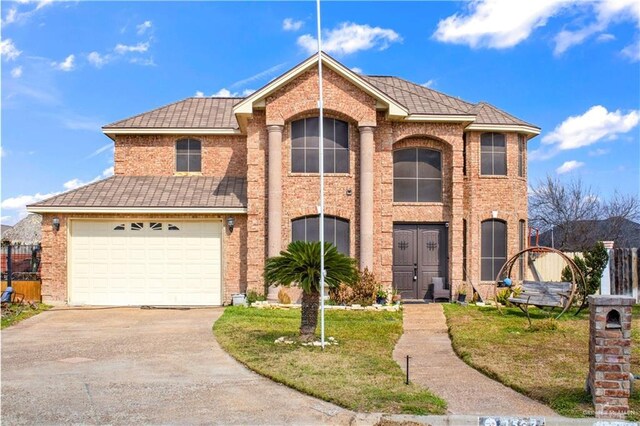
[413,263,417,281]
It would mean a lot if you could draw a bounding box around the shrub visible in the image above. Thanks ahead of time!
[495,287,520,306]
[246,290,266,305]
[277,288,292,304]
[561,241,608,309]
[328,268,380,306]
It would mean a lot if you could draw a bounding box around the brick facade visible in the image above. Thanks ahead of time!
[40,63,531,305]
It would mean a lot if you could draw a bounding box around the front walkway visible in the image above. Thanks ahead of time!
[393,303,557,416]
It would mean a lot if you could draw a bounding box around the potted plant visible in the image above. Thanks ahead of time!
[457,287,467,303]
[376,287,388,305]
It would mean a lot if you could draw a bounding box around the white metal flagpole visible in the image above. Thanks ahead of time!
[316,0,325,350]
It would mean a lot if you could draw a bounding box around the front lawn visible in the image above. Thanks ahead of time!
[1,303,51,329]
[213,307,446,415]
[444,304,639,420]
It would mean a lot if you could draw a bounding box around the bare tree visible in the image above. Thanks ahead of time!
[528,176,639,250]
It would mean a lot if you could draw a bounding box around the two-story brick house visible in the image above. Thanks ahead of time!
[28,53,539,306]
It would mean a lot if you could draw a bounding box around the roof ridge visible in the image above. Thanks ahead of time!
[366,76,472,115]
[103,97,195,128]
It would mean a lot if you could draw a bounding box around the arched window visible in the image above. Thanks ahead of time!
[291,215,350,255]
[291,117,349,173]
[481,219,507,281]
[480,133,506,175]
[393,148,442,202]
[176,138,201,172]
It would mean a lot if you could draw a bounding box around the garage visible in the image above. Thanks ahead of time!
[69,220,222,306]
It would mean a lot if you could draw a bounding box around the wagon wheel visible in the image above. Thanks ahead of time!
[493,246,584,319]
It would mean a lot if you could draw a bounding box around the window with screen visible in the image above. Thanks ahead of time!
[291,117,349,173]
[176,139,202,173]
[393,148,442,202]
[291,215,350,255]
[481,219,507,281]
[480,133,506,175]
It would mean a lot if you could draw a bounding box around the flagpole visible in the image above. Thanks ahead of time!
[316,0,325,350]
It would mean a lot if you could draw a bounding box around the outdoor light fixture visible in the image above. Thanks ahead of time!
[492,210,498,219]
[52,217,60,232]
[226,217,235,233]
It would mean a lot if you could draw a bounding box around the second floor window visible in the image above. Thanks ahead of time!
[518,134,525,177]
[291,117,349,173]
[176,139,201,173]
[393,148,442,202]
[480,133,506,176]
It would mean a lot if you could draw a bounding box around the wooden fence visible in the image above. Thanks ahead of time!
[610,248,639,302]
[526,251,582,282]
[1,280,42,302]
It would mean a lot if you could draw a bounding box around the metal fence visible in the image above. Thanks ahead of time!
[1,244,42,282]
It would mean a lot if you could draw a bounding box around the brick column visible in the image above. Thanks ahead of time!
[359,126,375,271]
[587,295,635,419]
[267,125,283,257]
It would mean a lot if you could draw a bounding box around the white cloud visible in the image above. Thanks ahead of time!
[2,7,18,25]
[298,22,402,56]
[136,20,152,35]
[588,148,610,156]
[0,39,22,61]
[53,54,75,71]
[1,216,12,224]
[351,67,363,74]
[433,0,568,49]
[129,57,156,66]
[212,88,233,97]
[422,79,436,88]
[556,160,585,174]
[229,62,287,89]
[596,33,616,42]
[241,88,255,96]
[11,66,23,78]
[542,105,639,151]
[84,142,114,159]
[87,51,109,68]
[0,147,6,157]
[114,42,149,54]
[102,166,114,177]
[63,167,114,190]
[283,18,303,32]
[194,91,204,97]
[433,0,640,55]
[621,38,640,62]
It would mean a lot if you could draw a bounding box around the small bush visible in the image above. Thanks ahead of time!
[277,288,292,304]
[246,290,266,305]
[329,268,380,306]
[527,317,558,332]
[495,287,521,306]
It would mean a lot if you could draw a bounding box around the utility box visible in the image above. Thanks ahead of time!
[587,295,635,419]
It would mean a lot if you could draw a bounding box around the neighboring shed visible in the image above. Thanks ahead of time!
[1,214,42,245]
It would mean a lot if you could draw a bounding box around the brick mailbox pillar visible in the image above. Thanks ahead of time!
[587,295,635,419]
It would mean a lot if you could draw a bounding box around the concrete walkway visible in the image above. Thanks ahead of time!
[1,308,353,425]
[393,303,558,416]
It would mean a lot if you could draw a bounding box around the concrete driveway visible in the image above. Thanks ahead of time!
[1,308,353,425]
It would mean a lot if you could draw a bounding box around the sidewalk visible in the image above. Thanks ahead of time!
[393,303,557,416]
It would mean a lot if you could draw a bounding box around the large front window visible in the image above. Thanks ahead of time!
[291,117,349,173]
[481,219,507,281]
[393,148,442,202]
[480,133,506,175]
[291,215,350,255]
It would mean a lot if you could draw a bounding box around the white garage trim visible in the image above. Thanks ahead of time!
[29,206,247,214]
[68,218,225,306]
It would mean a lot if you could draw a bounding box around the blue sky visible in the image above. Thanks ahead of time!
[1,0,639,225]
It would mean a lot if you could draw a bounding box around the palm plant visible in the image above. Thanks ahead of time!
[264,241,358,341]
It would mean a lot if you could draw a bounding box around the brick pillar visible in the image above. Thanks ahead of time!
[359,126,375,271]
[587,295,635,419]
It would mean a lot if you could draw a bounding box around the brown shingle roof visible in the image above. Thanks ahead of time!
[468,102,538,128]
[103,69,537,130]
[103,98,242,129]
[28,176,247,209]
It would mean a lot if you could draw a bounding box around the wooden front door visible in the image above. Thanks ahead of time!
[392,224,448,300]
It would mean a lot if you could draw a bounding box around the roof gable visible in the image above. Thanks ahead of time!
[233,52,409,120]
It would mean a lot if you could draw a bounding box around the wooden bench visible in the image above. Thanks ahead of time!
[508,280,572,310]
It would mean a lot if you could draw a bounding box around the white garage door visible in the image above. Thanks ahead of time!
[70,220,222,306]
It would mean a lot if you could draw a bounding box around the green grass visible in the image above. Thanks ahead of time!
[444,303,640,420]
[213,306,446,415]
[1,303,51,329]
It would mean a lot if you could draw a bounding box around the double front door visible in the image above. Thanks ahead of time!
[392,224,448,300]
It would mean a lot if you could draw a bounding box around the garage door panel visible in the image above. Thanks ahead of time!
[70,220,222,306]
